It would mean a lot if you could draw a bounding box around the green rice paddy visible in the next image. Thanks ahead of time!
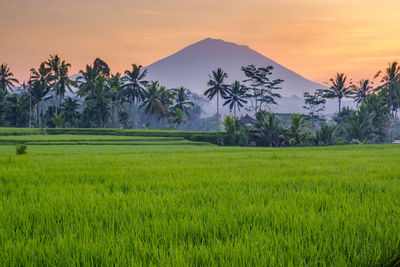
[0,132,399,266]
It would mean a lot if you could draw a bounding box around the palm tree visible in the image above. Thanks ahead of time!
[30,63,52,127]
[20,81,33,128]
[374,62,400,142]
[46,55,61,112]
[316,124,336,146]
[204,68,229,129]
[93,58,110,78]
[255,111,281,147]
[140,81,166,121]
[343,105,374,143]
[169,108,185,128]
[77,64,101,97]
[363,94,389,143]
[289,113,309,146]
[123,64,148,125]
[107,73,125,127]
[322,73,351,113]
[30,81,50,127]
[52,112,65,128]
[54,60,75,114]
[84,76,112,128]
[61,97,80,127]
[159,86,174,118]
[223,115,239,135]
[171,87,194,118]
[223,81,248,117]
[375,62,400,115]
[0,63,19,93]
[77,59,110,98]
[47,54,61,77]
[350,79,373,105]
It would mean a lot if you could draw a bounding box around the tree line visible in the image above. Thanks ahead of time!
[1,56,400,145]
[217,62,400,145]
[0,56,196,129]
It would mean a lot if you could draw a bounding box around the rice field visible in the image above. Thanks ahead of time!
[0,135,212,146]
[0,135,399,266]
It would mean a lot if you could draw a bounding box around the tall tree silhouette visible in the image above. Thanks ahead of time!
[0,63,19,93]
[375,62,400,115]
[374,62,400,142]
[322,73,351,113]
[123,64,148,126]
[107,73,125,127]
[140,81,166,121]
[350,79,373,105]
[171,87,194,118]
[204,68,229,129]
[30,62,52,127]
[223,81,248,117]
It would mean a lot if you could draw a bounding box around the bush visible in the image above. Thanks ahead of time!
[190,134,221,144]
[16,144,27,155]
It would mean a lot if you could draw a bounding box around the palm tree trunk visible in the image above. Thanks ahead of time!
[111,105,115,128]
[234,105,236,118]
[388,111,396,143]
[217,93,219,130]
[128,102,132,128]
[338,98,342,114]
[36,102,40,128]
[58,93,62,115]
[29,96,32,128]
[99,109,103,128]
[54,92,58,115]
[116,105,120,127]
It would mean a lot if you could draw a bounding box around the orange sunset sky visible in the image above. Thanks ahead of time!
[1,0,399,84]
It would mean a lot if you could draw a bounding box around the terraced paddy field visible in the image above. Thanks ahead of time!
[0,134,399,266]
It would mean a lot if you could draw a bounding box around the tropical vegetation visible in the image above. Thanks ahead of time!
[1,56,400,146]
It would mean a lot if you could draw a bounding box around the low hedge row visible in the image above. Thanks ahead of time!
[0,128,43,136]
[19,141,212,146]
[0,128,226,145]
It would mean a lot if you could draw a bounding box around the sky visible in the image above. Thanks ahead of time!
[1,0,399,84]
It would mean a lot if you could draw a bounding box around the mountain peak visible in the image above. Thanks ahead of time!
[191,37,250,50]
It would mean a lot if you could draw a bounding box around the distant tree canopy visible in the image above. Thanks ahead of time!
[1,56,400,146]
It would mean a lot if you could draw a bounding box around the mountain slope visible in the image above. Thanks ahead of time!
[145,38,323,97]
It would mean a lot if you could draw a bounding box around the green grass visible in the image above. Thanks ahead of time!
[0,141,400,265]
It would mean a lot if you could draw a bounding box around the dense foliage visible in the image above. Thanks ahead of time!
[223,93,393,147]
[1,57,400,145]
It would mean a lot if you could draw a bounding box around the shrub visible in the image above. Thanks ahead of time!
[16,144,27,155]
[190,134,221,144]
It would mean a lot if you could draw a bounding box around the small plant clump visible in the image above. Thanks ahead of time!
[16,144,27,155]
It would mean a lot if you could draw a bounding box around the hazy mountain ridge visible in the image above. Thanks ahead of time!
[145,38,323,97]
[145,38,353,115]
